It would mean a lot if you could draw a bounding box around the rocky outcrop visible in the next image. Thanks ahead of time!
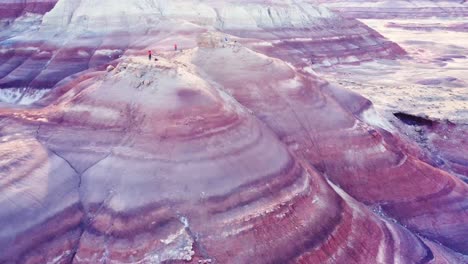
[392,112,468,182]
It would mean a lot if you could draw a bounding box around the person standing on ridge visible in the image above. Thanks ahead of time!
[148,50,152,61]
[174,44,178,51]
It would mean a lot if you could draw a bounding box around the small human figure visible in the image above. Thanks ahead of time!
[174,44,178,51]
[148,50,152,61]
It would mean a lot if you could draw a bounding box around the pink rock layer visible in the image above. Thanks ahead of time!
[245,19,406,67]
[429,123,468,179]
[0,38,126,90]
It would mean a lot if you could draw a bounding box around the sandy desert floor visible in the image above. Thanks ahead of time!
[319,18,468,124]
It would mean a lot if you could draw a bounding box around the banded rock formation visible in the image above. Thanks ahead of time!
[0,0,58,20]
[188,46,468,255]
[1,51,467,263]
[314,0,468,19]
[0,0,467,263]
[0,0,404,96]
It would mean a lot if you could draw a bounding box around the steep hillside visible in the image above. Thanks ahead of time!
[1,46,466,263]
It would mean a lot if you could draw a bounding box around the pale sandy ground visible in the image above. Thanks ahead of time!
[319,18,468,124]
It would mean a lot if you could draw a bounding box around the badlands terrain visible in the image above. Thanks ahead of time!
[0,0,467,263]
